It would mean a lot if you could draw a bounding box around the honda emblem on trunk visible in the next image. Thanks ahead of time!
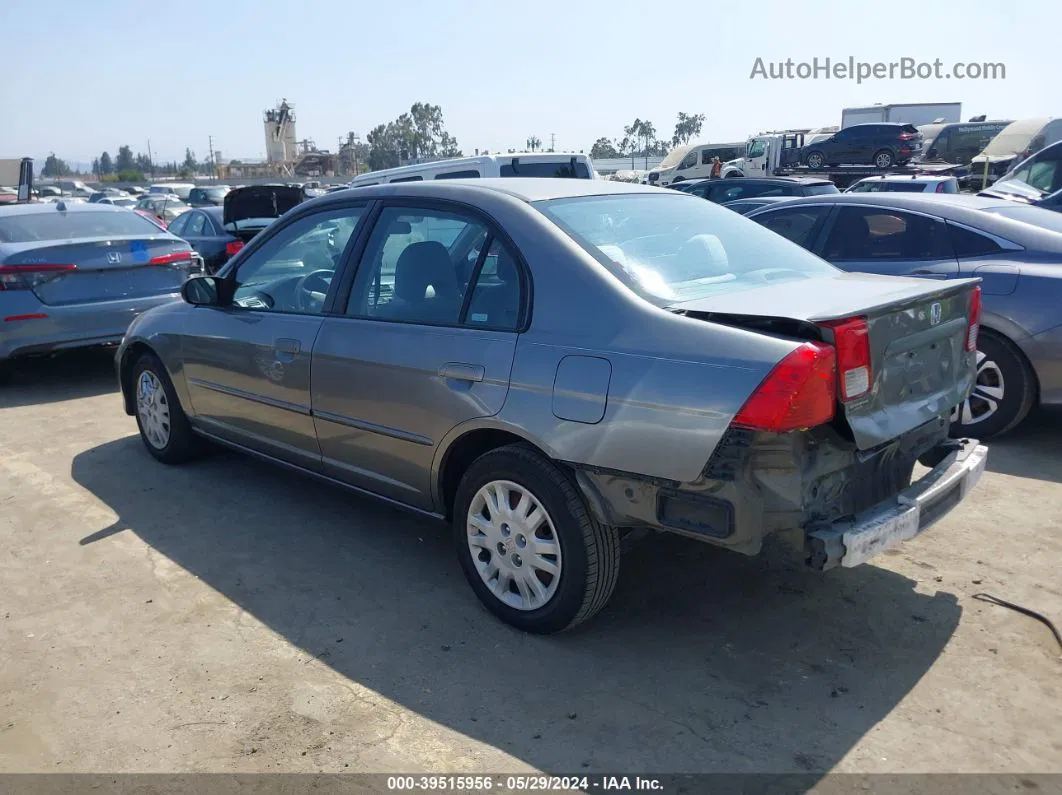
[107,251,122,264]
[930,302,942,326]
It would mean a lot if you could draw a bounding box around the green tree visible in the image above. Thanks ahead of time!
[589,137,619,159]
[92,158,101,178]
[99,151,113,175]
[183,148,197,171]
[135,153,153,174]
[41,154,68,178]
[365,102,462,171]
[672,112,705,146]
[118,169,145,182]
[115,145,135,173]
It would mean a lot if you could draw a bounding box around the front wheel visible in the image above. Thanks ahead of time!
[453,445,620,633]
[133,353,202,464]
[950,331,1036,438]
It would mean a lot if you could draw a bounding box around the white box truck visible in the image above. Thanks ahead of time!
[841,103,961,128]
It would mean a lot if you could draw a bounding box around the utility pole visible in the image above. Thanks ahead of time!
[147,139,154,179]
[550,133,556,153]
[208,135,216,181]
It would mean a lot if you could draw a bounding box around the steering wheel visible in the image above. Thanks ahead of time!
[293,269,334,313]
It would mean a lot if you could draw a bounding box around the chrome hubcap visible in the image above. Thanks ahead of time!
[952,351,1005,426]
[136,370,171,449]
[466,480,562,611]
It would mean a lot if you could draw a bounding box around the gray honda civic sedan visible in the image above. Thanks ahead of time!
[116,179,987,632]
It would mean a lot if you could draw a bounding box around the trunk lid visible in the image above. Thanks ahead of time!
[6,237,197,306]
[677,272,980,450]
[223,185,304,241]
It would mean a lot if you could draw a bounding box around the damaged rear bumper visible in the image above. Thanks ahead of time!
[806,438,988,570]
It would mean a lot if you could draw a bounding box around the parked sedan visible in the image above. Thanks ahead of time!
[187,185,230,207]
[748,193,1062,438]
[135,195,189,225]
[675,176,837,203]
[167,207,243,273]
[846,175,960,194]
[0,202,199,374]
[115,179,986,632]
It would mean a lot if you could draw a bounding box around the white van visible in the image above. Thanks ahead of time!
[348,153,596,186]
[645,142,745,187]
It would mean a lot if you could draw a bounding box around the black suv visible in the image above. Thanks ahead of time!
[801,124,923,169]
[674,176,838,203]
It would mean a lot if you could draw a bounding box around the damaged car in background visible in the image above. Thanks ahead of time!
[115,179,987,633]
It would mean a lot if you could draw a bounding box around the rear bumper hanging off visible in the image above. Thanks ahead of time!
[806,438,988,571]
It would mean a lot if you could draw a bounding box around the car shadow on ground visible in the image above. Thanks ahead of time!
[0,349,119,409]
[72,437,959,774]
[983,408,1062,485]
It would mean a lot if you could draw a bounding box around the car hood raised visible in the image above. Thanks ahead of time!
[223,185,304,226]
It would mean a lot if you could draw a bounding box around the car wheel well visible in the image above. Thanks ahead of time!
[119,342,155,414]
[980,325,1041,403]
[439,429,543,520]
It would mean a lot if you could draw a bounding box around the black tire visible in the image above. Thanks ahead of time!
[452,444,621,634]
[873,149,895,168]
[805,151,825,169]
[950,330,1036,439]
[132,352,202,464]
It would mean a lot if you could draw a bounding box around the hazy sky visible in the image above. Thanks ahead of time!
[1,0,1054,168]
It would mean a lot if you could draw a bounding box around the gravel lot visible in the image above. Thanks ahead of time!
[1,350,1060,776]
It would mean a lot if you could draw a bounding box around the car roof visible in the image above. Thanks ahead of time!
[319,177,665,204]
[0,201,136,217]
[853,174,955,183]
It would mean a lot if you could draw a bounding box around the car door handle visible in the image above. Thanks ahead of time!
[439,362,484,382]
[274,338,301,360]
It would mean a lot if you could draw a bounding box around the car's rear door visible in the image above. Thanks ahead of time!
[180,202,368,469]
[310,202,524,511]
[816,204,960,278]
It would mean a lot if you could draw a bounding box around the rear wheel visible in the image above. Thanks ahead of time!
[950,331,1036,439]
[805,151,825,169]
[873,149,895,168]
[133,353,202,464]
[453,444,620,634]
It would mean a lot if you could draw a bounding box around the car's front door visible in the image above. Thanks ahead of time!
[181,203,367,469]
[311,203,524,511]
[817,205,959,278]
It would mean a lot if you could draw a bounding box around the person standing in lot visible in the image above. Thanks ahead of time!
[711,156,722,179]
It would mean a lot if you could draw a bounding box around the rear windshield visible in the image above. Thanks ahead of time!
[535,193,837,306]
[500,160,591,178]
[805,184,839,195]
[0,210,165,243]
[985,205,1062,234]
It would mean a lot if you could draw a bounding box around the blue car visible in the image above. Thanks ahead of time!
[748,193,1062,438]
[0,201,199,375]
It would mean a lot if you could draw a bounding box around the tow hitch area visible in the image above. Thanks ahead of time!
[806,438,988,570]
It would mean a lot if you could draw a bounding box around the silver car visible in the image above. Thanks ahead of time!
[0,202,199,374]
[115,179,987,633]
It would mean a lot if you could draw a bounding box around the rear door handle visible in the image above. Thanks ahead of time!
[439,362,484,382]
[274,337,301,361]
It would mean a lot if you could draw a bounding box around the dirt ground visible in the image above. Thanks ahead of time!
[1,350,1060,777]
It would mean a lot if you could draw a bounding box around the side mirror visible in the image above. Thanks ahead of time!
[181,275,222,306]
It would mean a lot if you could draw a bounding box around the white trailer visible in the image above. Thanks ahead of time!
[841,103,961,128]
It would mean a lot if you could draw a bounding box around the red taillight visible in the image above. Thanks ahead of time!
[225,240,244,257]
[150,251,194,265]
[899,132,917,141]
[733,342,836,432]
[0,263,77,291]
[820,317,871,401]
[966,286,982,352]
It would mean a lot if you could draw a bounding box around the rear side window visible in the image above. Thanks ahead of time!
[167,213,190,236]
[753,206,830,249]
[948,224,1004,257]
[435,170,481,179]
[822,207,951,261]
[499,160,590,178]
[0,210,166,243]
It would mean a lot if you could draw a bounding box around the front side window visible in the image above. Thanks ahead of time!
[1026,159,1062,193]
[747,140,767,159]
[536,194,837,306]
[822,207,950,261]
[347,207,489,325]
[230,207,363,314]
[679,152,698,170]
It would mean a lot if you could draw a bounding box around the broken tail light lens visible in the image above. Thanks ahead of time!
[820,317,871,400]
[966,286,982,352]
[733,342,836,433]
[0,263,77,291]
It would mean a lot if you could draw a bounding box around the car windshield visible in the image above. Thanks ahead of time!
[985,205,1062,234]
[535,193,838,306]
[804,184,838,195]
[0,210,165,243]
[656,145,692,170]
